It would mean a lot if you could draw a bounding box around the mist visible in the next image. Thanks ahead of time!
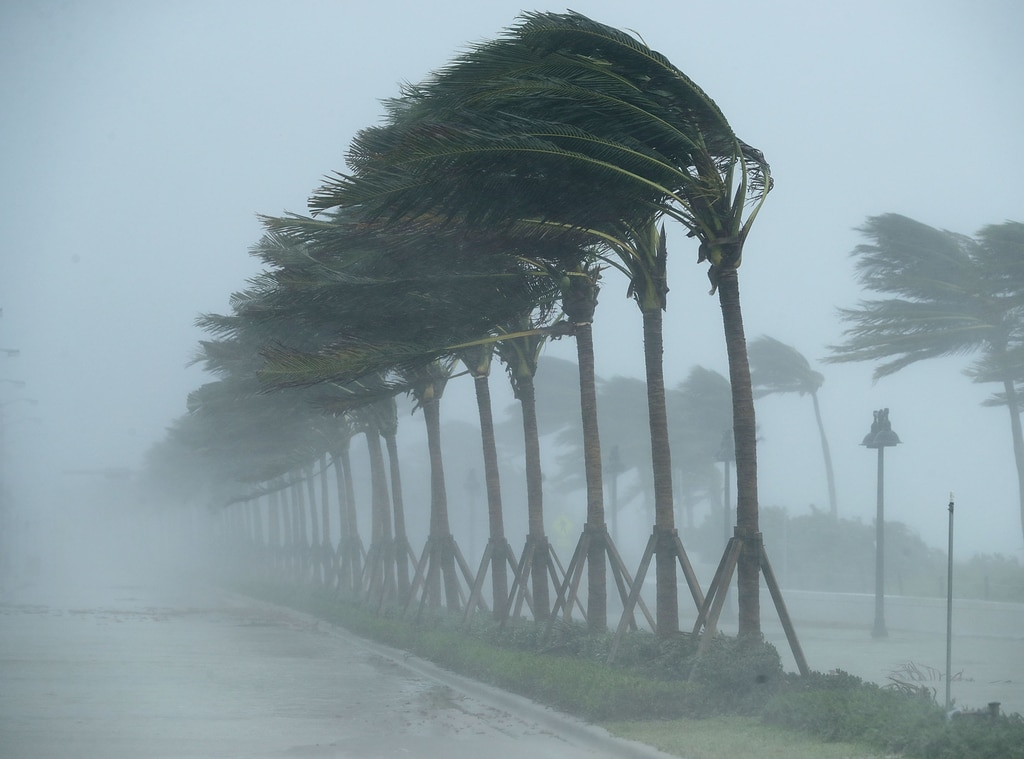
[2,2,1023,756]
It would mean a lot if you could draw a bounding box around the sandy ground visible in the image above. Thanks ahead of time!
[0,574,673,759]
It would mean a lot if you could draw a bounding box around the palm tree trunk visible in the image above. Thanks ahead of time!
[305,465,321,583]
[365,429,394,600]
[291,476,307,581]
[267,487,280,572]
[422,395,461,611]
[1002,378,1024,546]
[576,320,607,631]
[333,445,362,594]
[473,372,509,620]
[518,373,550,620]
[320,454,331,584]
[281,480,294,577]
[383,429,411,598]
[717,268,760,637]
[810,391,838,518]
[642,306,678,635]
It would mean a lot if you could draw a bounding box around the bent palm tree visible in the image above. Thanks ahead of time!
[457,343,514,621]
[828,215,1024,545]
[318,10,772,636]
[749,335,837,517]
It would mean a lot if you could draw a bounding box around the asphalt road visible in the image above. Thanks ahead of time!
[0,574,674,759]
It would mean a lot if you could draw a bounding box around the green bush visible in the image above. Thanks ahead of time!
[689,634,784,714]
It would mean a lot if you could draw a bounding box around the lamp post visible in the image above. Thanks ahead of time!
[861,408,900,638]
[945,493,954,711]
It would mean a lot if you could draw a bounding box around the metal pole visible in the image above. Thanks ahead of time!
[945,493,954,711]
[872,446,888,638]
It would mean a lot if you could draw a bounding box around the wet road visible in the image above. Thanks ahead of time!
[0,576,672,759]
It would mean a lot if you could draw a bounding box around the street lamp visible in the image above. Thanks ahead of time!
[861,408,901,638]
[945,493,955,711]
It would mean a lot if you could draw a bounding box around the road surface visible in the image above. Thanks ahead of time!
[0,574,673,759]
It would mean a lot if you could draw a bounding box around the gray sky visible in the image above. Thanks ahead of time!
[2,1,1022,557]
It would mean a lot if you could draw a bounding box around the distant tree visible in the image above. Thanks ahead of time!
[749,335,837,517]
[828,214,1024,545]
[669,366,733,530]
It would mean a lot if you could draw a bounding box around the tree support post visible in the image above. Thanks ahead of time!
[689,531,808,678]
[503,534,563,626]
[607,525,704,663]
[545,522,654,641]
[463,536,519,626]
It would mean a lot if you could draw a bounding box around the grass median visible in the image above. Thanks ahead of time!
[237,578,1024,759]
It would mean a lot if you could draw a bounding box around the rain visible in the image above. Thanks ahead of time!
[1,2,1022,758]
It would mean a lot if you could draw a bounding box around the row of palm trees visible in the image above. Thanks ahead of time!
[158,11,779,639]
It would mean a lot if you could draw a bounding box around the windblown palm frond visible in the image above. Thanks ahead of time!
[313,10,770,271]
[829,214,1024,541]
[749,335,824,397]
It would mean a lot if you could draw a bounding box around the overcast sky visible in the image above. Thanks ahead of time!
[2,1,1022,558]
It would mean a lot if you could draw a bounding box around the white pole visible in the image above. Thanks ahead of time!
[945,492,954,712]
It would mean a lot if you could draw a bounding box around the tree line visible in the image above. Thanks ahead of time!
[144,11,1023,652]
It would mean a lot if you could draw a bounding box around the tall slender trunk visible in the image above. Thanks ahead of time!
[320,454,330,546]
[642,306,677,635]
[576,320,607,631]
[252,496,265,569]
[810,391,838,518]
[422,395,460,611]
[383,430,411,597]
[473,372,509,619]
[717,268,760,637]
[291,476,306,578]
[1002,378,1024,546]
[268,486,280,567]
[518,373,550,620]
[305,465,320,583]
[280,480,294,575]
[320,454,331,583]
[365,429,394,598]
[333,445,361,593]
[332,450,350,588]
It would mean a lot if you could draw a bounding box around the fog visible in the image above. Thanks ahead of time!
[2,3,1023,754]
[3,1,1022,561]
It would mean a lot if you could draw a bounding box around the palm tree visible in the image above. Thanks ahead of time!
[457,343,515,621]
[828,214,1024,545]
[318,10,772,636]
[669,366,733,532]
[749,335,837,517]
[556,262,608,630]
[330,428,363,595]
[248,215,584,616]
[497,315,558,621]
[401,359,477,616]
